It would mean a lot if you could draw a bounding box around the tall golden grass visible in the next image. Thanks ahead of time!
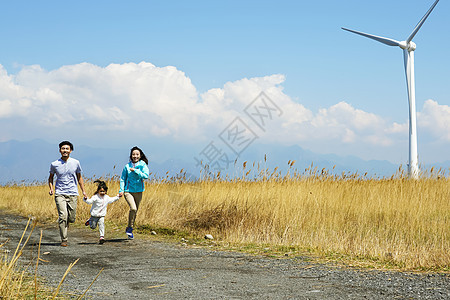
[1,166,449,271]
[0,218,102,299]
[0,219,35,298]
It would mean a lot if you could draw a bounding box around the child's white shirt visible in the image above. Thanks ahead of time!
[84,194,119,217]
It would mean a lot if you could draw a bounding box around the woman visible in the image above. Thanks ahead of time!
[119,146,149,239]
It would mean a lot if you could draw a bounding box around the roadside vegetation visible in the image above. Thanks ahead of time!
[0,218,101,299]
[1,164,449,272]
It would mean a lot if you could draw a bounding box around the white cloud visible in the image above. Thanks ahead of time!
[0,100,12,117]
[418,100,450,141]
[303,101,392,145]
[312,102,384,130]
[386,122,407,134]
[0,62,447,161]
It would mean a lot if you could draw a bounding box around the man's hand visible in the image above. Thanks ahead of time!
[48,173,54,196]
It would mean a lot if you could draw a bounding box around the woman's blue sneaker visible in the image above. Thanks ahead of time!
[126,227,134,239]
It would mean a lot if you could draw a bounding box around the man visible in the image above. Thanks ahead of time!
[48,141,87,247]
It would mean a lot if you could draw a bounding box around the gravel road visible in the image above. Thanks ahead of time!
[0,210,448,299]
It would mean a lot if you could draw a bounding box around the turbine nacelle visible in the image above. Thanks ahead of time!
[399,41,416,51]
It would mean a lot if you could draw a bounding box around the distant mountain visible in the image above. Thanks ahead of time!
[238,143,399,178]
[0,139,123,184]
[0,139,198,184]
[0,139,448,185]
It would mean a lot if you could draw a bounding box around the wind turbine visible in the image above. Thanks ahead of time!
[342,0,440,179]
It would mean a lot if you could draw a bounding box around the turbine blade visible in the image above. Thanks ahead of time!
[406,0,439,43]
[341,27,401,47]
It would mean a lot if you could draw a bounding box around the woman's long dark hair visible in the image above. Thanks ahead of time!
[94,180,108,194]
[129,146,148,165]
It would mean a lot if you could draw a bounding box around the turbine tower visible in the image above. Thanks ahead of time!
[342,0,439,179]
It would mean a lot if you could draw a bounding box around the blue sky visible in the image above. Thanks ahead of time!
[0,0,449,166]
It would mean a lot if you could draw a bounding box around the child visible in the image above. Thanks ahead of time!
[84,180,121,244]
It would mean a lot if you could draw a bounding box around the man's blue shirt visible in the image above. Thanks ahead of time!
[49,157,82,195]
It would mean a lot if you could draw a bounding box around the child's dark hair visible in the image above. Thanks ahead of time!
[94,180,108,194]
[129,146,149,165]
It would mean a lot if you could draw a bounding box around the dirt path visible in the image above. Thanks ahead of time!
[0,210,448,299]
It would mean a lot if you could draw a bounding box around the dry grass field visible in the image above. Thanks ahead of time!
[1,167,449,272]
[0,219,87,299]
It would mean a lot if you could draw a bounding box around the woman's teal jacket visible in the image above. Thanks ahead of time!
[119,160,149,193]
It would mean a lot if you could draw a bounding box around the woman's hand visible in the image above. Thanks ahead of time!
[119,191,124,197]
[130,167,135,172]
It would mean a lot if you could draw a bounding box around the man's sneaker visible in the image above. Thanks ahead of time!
[60,241,68,247]
[126,227,134,239]
[85,219,90,226]
[99,237,105,244]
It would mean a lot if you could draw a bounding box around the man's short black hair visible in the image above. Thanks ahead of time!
[59,141,74,151]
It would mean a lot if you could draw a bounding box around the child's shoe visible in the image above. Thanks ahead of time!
[126,227,134,239]
[85,218,90,226]
[99,237,105,244]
